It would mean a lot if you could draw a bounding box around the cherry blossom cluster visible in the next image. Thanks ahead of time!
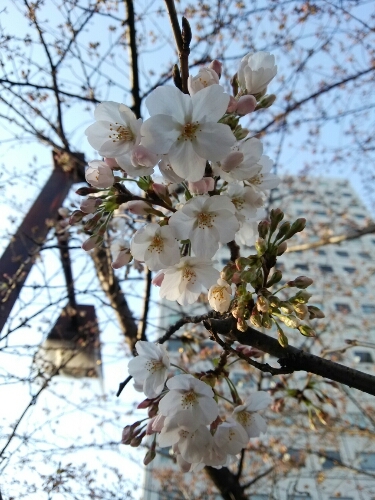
[123,341,271,471]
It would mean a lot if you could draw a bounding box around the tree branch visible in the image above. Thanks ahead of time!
[124,0,141,118]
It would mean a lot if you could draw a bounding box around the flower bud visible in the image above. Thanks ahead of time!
[280,301,294,314]
[152,271,165,287]
[69,210,85,225]
[104,157,119,169]
[249,309,262,328]
[130,431,145,447]
[208,59,222,78]
[298,325,316,337]
[290,290,312,304]
[86,160,114,189]
[294,303,308,320]
[231,272,241,284]
[82,235,102,252]
[221,151,244,172]
[270,208,284,232]
[137,399,153,409]
[258,220,270,239]
[235,257,250,271]
[266,270,282,287]
[276,324,288,347]
[269,295,281,307]
[256,295,269,313]
[262,312,272,329]
[241,269,257,283]
[294,276,314,289]
[256,94,276,109]
[80,197,101,214]
[287,218,306,237]
[275,221,291,241]
[236,95,257,115]
[237,318,248,332]
[308,305,325,319]
[220,264,235,281]
[125,200,152,215]
[278,314,299,329]
[255,238,267,256]
[132,145,159,169]
[200,373,217,388]
[152,183,168,198]
[277,242,288,255]
[143,447,156,466]
[227,96,238,113]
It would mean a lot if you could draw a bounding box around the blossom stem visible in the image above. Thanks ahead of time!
[170,362,189,374]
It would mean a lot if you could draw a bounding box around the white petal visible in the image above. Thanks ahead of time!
[194,123,235,161]
[168,140,206,182]
[141,115,181,154]
[191,84,229,123]
[190,226,219,259]
[145,86,192,123]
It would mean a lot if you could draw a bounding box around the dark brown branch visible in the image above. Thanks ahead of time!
[242,466,275,490]
[286,223,375,253]
[204,466,248,500]
[137,268,152,342]
[206,317,375,397]
[124,0,141,118]
[157,310,219,344]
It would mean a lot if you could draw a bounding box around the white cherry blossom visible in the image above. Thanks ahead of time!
[212,418,249,458]
[168,195,239,259]
[85,101,141,157]
[159,374,219,428]
[159,256,219,306]
[130,223,180,271]
[208,278,232,313]
[232,391,272,438]
[246,155,280,193]
[238,51,277,95]
[85,160,114,188]
[127,341,170,398]
[188,67,220,95]
[141,85,235,182]
[116,145,158,177]
[213,137,263,182]
[225,184,264,223]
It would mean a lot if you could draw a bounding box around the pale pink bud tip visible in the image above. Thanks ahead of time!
[82,235,102,252]
[125,200,151,215]
[152,271,164,287]
[188,177,215,194]
[209,59,222,78]
[104,157,119,169]
[236,95,257,115]
[227,96,238,113]
[152,183,168,197]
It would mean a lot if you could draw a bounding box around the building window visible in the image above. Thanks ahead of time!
[294,264,309,271]
[251,496,271,500]
[336,250,349,257]
[359,452,375,470]
[294,199,302,203]
[344,267,356,274]
[320,450,341,469]
[329,498,353,500]
[342,192,351,197]
[354,351,374,363]
[306,190,315,195]
[355,214,365,219]
[319,265,333,273]
[326,191,334,195]
[312,200,321,205]
[362,305,375,314]
[335,303,351,314]
[359,252,371,259]
[316,249,326,255]
[287,495,311,500]
[315,211,327,216]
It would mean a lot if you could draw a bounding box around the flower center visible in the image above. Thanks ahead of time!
[179,121,200,141]
[212,286,227,301]
[231,196,244,211]
[248,173,263,185]
[197,212,215,228]
[109,123,134,143]
[149,235,164,254]
[236,410,252,427]
[145,359,164,374]
[182,266,197,284]
[181,390,198,409]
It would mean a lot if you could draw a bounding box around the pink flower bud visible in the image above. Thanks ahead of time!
[125,200,151,215]
[137,399,153,409]
[152,271,164,287]
[69,210,85,225]
[227,96,238,113]
[152,183,168,197]
[188,177,215,194]
[208,59,222,78]
[236,95,257,115]
[80,197,101,214]
[82,235,102,252]
[111,249,131,269]
[221,151,244,172]
[232,272,241,284]
[104,157,119,169]
[151,414,165,433]
[146,417,157,435]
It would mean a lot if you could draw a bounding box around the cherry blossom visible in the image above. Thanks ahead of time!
[116,145,158,177]
[159,256,219,306]
[224,184,264,223]
[110,239,132,269]
[188,67,219,95]
[141,85,236,181]
[237,51,277,95]
[130,223,180,271]
[168,195,239,259]
[127,341,170,398]
[213,137,263,183]
[246,155,280,193]
[85,160,114,188]
[208,279,232,313]
[85,101,141,157]
[232,391,272,438]
[159,374,219,428]
[211,418,249,460]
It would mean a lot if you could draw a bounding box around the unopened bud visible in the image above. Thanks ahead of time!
[256,296,269,313]
[266,270,282,287]
[137,399,153,409]
[270,208,284,232]
[287,218,306,238]
[299,325,316,337]
[255,238,267,256]
[209,59,222,78]
[232,306,245,319]
[234,125,249,140]
[75,186,100,196]
[294,303,308,320]
[276,324,288,347]
[280,301,294,314]
[240,268,257,283]
[262,312,272,329]
[290,290,312,304]
[69,210,85,225]
[294,276,314,289]
[275,221,291,241]
[269,295,281,308]
[84,212,102,231]
[130,431,145,447]
[201,374,217,388]
[237,95,257,115]
[80,197,101,214]
[227,95,238,113]
[82,235,102,252]
[221,264,235,281]
[249,309,262,328]
[278,314,300,329]
[125,200,152,215]
[235,257,250,271]
[308,306,325,319]
[277,242,288,255]
[143,447,156,466]
[152,183,168,198]
[256,94,276,109]
[258,220,270,239]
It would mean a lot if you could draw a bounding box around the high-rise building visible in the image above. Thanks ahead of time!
[144,176,375,500]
